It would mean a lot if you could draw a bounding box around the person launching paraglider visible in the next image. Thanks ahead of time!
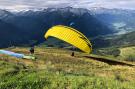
[71,46,75,56]
[44,25,92,55]
[70,22,75,56]
[29,46,35,54]
[29,46,37,60]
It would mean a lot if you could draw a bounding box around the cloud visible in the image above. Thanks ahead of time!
[95,0,135,9]
[0,0,135,10]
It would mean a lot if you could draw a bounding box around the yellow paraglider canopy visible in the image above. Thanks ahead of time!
[45,25,92,54]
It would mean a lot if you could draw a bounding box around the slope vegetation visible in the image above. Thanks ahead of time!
[0,47,135,89]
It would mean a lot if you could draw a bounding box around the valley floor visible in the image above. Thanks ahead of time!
[0,47,135,89]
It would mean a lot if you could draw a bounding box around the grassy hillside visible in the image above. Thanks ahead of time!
[118,47,135,61]
[94,45,135,61]
[111,31,135,46]
[120,47,135,57]
[92,31,135,49]
[0,47,135,89]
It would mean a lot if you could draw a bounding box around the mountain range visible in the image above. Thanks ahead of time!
[92,7,135,34]
[0,7,135,48]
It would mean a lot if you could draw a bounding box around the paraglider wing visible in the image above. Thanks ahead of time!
[0,50,36,59]
[0,50,24,58]
[45,25,92,53]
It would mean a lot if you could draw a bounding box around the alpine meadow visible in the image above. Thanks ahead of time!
[0,0,135,89]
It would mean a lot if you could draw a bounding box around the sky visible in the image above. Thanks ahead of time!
[0,0,135,10]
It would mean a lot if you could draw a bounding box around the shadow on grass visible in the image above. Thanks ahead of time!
[84,56,134,67]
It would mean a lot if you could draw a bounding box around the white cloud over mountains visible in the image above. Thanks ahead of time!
[0,0,135,10]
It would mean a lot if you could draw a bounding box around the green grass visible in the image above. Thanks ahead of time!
[119,47,135,61]
[94,46,135,62]
[1,47,135,89]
